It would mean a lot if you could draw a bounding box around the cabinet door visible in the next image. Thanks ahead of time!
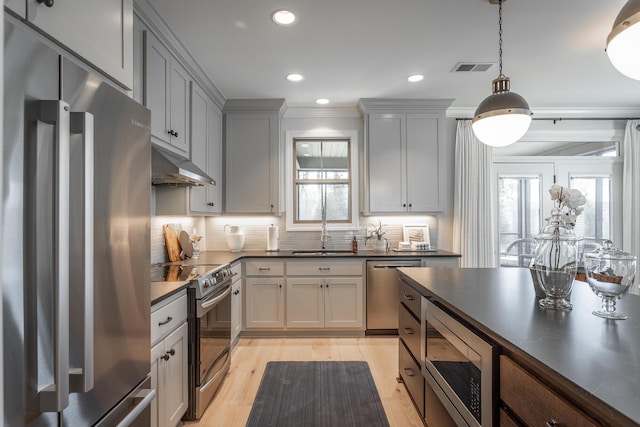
[26,0,133,88]
[225,113,277,213]
[169,59,190,156]
[286,278,324,328]
[405,114,442,212]
[144,30,171,147]
[245,278,284,328]
[231,280,242,344]
[150,341,164,427]
[189,82,211,213]
[5,0,26,18]
[368,113,406,213]
[206,102,223,214]
[324,277,363,328]
[163,322,189,427]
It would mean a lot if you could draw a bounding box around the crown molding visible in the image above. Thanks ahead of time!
[284,108,361,118]
[447,106,640,119]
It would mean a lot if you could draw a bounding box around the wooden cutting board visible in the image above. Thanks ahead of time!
[163,224,182,262]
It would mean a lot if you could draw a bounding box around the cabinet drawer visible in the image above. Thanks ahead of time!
[287,260,363,276]
[399,279,421,318]
[399,303,421,359]
[499,356,597,427]
[399,340,425,418]
[231,262,242,283]
[245,260,284,276]
[151,292,187,345]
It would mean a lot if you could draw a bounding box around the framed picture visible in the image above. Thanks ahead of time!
[403,224,431,246]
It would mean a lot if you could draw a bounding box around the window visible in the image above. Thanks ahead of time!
[294,138,351,223]
[495,158,622,267]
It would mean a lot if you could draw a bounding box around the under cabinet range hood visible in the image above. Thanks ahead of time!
[151,145,216,186]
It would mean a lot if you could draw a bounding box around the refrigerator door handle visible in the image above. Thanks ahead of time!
[69,111,95,393]
[38,100,71,412]
[115,389,157,427]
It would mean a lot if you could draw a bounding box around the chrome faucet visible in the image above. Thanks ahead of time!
[320,204,329,249]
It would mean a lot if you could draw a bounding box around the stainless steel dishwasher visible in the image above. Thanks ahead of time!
[366,259,422,334]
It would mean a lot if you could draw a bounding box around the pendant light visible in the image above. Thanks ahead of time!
[472,0,532,147]
[606,0,640,80]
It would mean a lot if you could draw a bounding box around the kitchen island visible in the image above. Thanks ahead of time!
[398,267,640,427]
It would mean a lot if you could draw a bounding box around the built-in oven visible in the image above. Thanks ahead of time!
[184,265,234,421]
[422,298,495,427]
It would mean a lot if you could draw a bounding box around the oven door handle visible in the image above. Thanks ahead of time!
[201,284,232,313]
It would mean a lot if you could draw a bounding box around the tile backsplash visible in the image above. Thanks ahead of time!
[151,214,438,263]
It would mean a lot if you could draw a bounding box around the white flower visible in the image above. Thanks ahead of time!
[547,185,587,227]
[549,184,563,201]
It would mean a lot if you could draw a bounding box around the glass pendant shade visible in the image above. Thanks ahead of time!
[606,0,640,80]
[472,76,532,147]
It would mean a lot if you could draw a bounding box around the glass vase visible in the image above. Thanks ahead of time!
[530,208,582,311]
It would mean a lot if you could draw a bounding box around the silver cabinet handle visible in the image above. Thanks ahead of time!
[38,100,71,412]
[403,294,414,301]
[403,327,413,335]
[115,388,157,427]
[69,111,94,394]
[158,316,173,326]
[545,420,559,427]
[404,368,415,377]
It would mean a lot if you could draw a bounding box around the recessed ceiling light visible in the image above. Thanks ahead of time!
[286,73,304,82]
[407,74,424,82]
[315,98,330,105]
[272,10,296,26]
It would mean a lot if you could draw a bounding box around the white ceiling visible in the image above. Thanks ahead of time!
[147,0,640,116]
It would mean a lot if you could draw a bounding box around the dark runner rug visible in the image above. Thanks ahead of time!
[245,361,390,427]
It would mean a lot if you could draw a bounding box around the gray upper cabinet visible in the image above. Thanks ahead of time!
[144,30,190,158]
[223,99,286,214]
[11,0,134,89]
[190,82,222,214]
[359,99,453,214]
[5,0,26,18]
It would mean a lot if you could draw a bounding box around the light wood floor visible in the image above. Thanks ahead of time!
[185,337,424,427]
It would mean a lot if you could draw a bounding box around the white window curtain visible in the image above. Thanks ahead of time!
[622,119,640,294]
[452,120,496,267]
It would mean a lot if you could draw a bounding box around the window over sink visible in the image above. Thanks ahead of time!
[285,130,359,231]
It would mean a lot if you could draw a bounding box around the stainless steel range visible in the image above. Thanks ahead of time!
[152,262,234,421]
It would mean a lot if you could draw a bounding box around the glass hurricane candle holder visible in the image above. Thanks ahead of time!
[584,240,637,320]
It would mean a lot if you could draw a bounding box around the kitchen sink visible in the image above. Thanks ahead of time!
[291,250,356,256]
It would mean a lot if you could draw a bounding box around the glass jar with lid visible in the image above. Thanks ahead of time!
[584,240,637,320]
[530,208,583,311]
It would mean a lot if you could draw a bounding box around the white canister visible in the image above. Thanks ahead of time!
[224,224,245,252]
[267,224,279,252]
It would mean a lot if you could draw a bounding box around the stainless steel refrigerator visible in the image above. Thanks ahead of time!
[3,15,153,426]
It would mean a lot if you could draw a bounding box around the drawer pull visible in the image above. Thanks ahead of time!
[545,420,559,427]
[403,368,415,377]
[318,267,331,271]
[258,267,271,271]
[403,327,413,335]
[403,294,414,301]
[158,316,173,326]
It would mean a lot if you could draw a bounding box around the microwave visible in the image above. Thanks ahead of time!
[422,299,496,427]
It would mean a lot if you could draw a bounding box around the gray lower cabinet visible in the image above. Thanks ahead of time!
[151,291,188,427]
[7,0,133,88]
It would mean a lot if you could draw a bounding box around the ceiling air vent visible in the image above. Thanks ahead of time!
[452,62,495,72]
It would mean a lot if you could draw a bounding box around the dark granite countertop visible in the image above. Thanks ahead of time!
[398,267,640,426]
[150,249,460,305]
